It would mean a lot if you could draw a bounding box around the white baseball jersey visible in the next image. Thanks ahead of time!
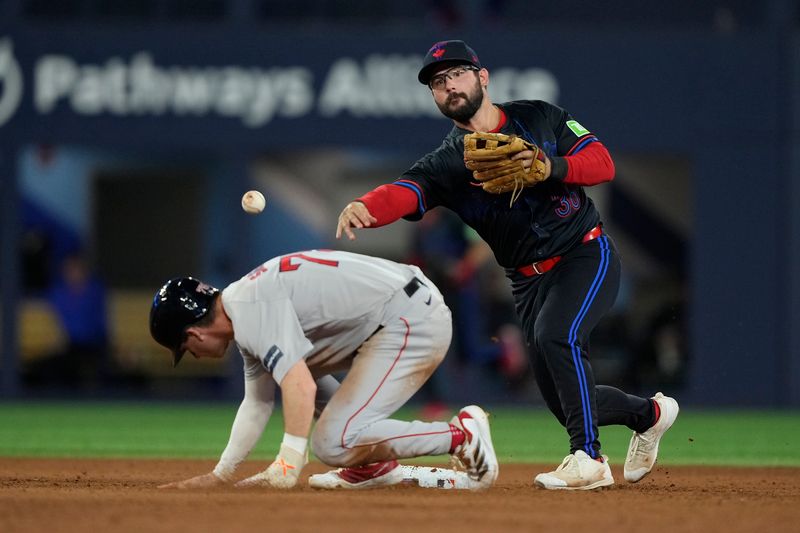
[214,250,455,478]
[222,249,428,384]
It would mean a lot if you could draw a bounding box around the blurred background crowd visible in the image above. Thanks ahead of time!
[1,0,798,409]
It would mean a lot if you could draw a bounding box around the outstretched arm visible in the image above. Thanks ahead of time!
[234,360,316,489]
[158,372,276,489]
[336,184,418,240]
[336,201,377,241]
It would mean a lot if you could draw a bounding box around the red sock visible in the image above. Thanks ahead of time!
[652,399,661,427]
[449,424,466,453]
[338,460,399,483]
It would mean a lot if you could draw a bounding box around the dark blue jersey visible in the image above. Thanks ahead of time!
[396,100,603,268]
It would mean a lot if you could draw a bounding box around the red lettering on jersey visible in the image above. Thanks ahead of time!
[279,252,340,272]
[247,264,268,280]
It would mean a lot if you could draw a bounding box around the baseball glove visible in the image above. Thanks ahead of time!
[463,132,548,205]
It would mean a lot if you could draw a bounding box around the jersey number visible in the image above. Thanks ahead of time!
[247,251,340,280]
[555,191,581,218]
[279,252,340,272]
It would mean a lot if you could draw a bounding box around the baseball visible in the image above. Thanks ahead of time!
[241,190,266,214]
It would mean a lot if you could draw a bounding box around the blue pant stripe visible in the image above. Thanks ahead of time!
[570,342,592,455]
[567,236,610,457]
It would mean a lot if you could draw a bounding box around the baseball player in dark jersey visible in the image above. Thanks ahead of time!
[336,40,680,490]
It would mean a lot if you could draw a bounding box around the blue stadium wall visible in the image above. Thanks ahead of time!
[1,26,798,406]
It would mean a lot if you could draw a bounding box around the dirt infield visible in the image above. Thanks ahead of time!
[1,458,797,533]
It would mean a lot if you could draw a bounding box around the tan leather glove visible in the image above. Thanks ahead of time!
[464,132,548,205]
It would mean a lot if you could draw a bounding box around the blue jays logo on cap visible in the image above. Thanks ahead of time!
[418,40,481,85]
[430,42,447,59]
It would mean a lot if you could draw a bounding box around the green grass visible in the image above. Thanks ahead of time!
[0,402,798,466]
[490,408,800,466]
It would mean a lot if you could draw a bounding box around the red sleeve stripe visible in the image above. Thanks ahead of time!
[393,180,427,214]
[566,135,599,155]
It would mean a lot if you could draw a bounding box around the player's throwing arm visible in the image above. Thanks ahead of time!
[336,202,377,240]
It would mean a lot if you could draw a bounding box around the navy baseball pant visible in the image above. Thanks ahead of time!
[510,234,656,458]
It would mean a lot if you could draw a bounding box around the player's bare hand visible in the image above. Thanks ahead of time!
[336,201,377,240]
[511,150,552,179]
[158,472,225,489]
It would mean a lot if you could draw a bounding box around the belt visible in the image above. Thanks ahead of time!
[516,225,604,277]
[404,277,426,297]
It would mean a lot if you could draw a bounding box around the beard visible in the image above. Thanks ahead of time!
[436,78,484,123]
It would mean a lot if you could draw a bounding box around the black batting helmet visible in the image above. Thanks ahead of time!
[149,277,219,367]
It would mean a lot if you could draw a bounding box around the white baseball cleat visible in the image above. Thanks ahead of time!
[624,392,680,483]
[449,405,499,488]
[534,450,614,490]
[308,460,403,490]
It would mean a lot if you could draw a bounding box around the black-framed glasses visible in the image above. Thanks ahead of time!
[428,65,479,91]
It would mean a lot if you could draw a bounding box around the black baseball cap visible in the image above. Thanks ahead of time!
[418,40,482,85]
[149,277,219,367]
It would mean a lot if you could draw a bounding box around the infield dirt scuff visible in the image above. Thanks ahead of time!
[0,458,798,533]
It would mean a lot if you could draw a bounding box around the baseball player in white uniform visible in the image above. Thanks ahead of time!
[150,249,498,490]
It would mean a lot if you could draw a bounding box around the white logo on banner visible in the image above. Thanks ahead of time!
[34,52,315,127]
[0,38,24,128]
[319,55,559,118]
[27,50,559,126]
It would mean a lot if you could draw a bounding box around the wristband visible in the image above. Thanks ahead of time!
[282,433,308,456]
